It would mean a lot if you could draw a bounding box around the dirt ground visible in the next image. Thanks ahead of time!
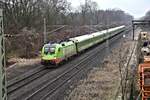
[6,58,41,80]
[66,39,134,100]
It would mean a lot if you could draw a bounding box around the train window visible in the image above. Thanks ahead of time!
[143,42,148,47]
[44,44,56,54]
[44,47,49,52]
[58,48,61,52]
[44,47,49,54]
[62,43,65,46]
[49,48,55,54]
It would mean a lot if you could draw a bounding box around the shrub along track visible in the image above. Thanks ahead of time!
[7,29,130,100]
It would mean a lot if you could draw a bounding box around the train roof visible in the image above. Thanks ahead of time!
[92,25,125,37]
[69,34,93,43]
[69,25,125,42]
[60,41,74,46]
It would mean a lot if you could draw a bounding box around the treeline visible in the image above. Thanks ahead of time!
[2,0,133,34]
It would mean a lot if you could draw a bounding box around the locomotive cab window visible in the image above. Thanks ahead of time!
[44,44,56,54]
[58,48,61,52]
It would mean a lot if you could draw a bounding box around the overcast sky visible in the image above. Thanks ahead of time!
[67,0,150,18]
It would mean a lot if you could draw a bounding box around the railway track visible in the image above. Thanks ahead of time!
[7,65,52,94]
[8,29,130,100]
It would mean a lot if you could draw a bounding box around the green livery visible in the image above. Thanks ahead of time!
[69,25,125,52]
[41,44,62,64]
[41,41,77,65]
[60,41,77,59]
[41,25,125,66]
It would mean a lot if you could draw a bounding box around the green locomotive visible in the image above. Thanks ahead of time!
[41,25,125,65]
[41,41,77,64]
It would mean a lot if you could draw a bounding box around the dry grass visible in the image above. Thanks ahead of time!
[66,40,133,100]
[7,57,40,68]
